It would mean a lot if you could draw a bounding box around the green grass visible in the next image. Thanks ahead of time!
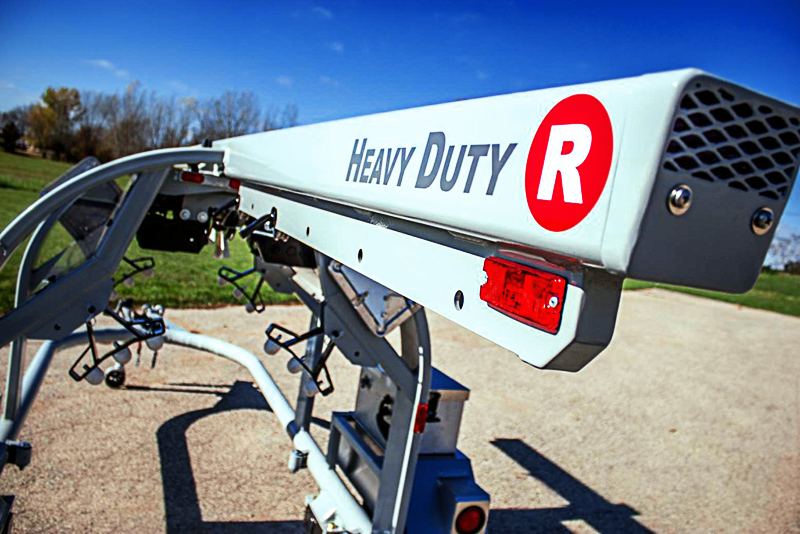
[0,150,294,312]
[0,151,73,192]
[623,273,800,317]
[111,238,296,308]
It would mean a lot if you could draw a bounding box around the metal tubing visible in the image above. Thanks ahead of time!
[1,326,371,532]
[3,208,69,423]
[0,328,133,441]
[0,169,169,350]
[295,312,323,431]
[164,329,372,534]
[371,310,431,534]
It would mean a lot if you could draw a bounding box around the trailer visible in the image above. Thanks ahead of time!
[0,68,797,533]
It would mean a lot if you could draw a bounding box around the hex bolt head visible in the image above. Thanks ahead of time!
[179,209,191,221]
[196,211,209,224]
[667,185,693,216]
[751,207,774,236]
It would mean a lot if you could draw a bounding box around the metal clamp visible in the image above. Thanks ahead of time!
[114,256,155,288]
[217,264,266,313]
[68,305,165,383]
[264,323,335,396]
[239,208,276,240]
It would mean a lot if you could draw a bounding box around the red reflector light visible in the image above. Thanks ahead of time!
[413,403,428,434]
[181,171,205,184]
[228,178,241,191]
[455,506,486,534]
[479,257,566,334]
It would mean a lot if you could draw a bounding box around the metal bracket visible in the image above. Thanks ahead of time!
[217,264,266,313]
[67,306,165,382]
[239,208,276,240]
[114,256,155,288]
[328,261,420,337]
[264,323,335,396]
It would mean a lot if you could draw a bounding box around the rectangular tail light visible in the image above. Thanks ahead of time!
[479,257,567,334]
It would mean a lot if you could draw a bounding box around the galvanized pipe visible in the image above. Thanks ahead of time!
[164,328,373,534]
[1,325,372,532]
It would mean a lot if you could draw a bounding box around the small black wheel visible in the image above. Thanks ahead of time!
[105,368,125,388]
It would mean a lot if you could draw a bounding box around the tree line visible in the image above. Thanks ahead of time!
[0,82,297,162]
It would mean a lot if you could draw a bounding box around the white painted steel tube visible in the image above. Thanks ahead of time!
[0,326,371,532]
[0,328,133,441]
[164,328,372,534]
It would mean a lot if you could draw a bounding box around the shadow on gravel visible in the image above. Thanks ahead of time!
[490,439,654,533]
[129,380,307,533]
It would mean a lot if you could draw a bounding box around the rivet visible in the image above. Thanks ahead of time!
[751,207,774,236]
[667,185,693,216]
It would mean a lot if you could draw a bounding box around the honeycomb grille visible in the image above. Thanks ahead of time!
[661,82,800,200]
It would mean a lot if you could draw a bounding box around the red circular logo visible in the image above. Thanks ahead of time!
[525,94,613,232]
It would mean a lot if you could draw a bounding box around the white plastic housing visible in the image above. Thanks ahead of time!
[215,69,799,370]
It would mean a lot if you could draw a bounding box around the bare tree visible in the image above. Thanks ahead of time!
[193,90,262,142]
[8,83,297,160]
[102,81,149,158]
[145,93,192,149]
[71,91,113,161]
[767,232,800,270]
[263,103,299,131]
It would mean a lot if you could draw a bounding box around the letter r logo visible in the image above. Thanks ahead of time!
[536,124,592,204]
[525,95,613,232]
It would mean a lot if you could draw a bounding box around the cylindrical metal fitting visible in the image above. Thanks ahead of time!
[751,207,775,236]
[667,184,693,216]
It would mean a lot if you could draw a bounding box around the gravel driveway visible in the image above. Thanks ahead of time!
[0,288,798,533]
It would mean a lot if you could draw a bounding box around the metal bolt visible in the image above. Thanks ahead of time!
[360,376,372,389]
[288,449,307,473]
[196,211,209,224]
[667,185,693,216]
[454,290,464,311]
[179,208,191,221]
[548,296,559,308]
[751,207,774,236]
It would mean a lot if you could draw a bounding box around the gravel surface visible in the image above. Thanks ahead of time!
[0,288,798,533]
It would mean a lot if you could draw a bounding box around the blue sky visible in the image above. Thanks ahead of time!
[1,0,799,235]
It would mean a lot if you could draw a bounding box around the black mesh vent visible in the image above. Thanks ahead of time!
[662,81,800,200]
